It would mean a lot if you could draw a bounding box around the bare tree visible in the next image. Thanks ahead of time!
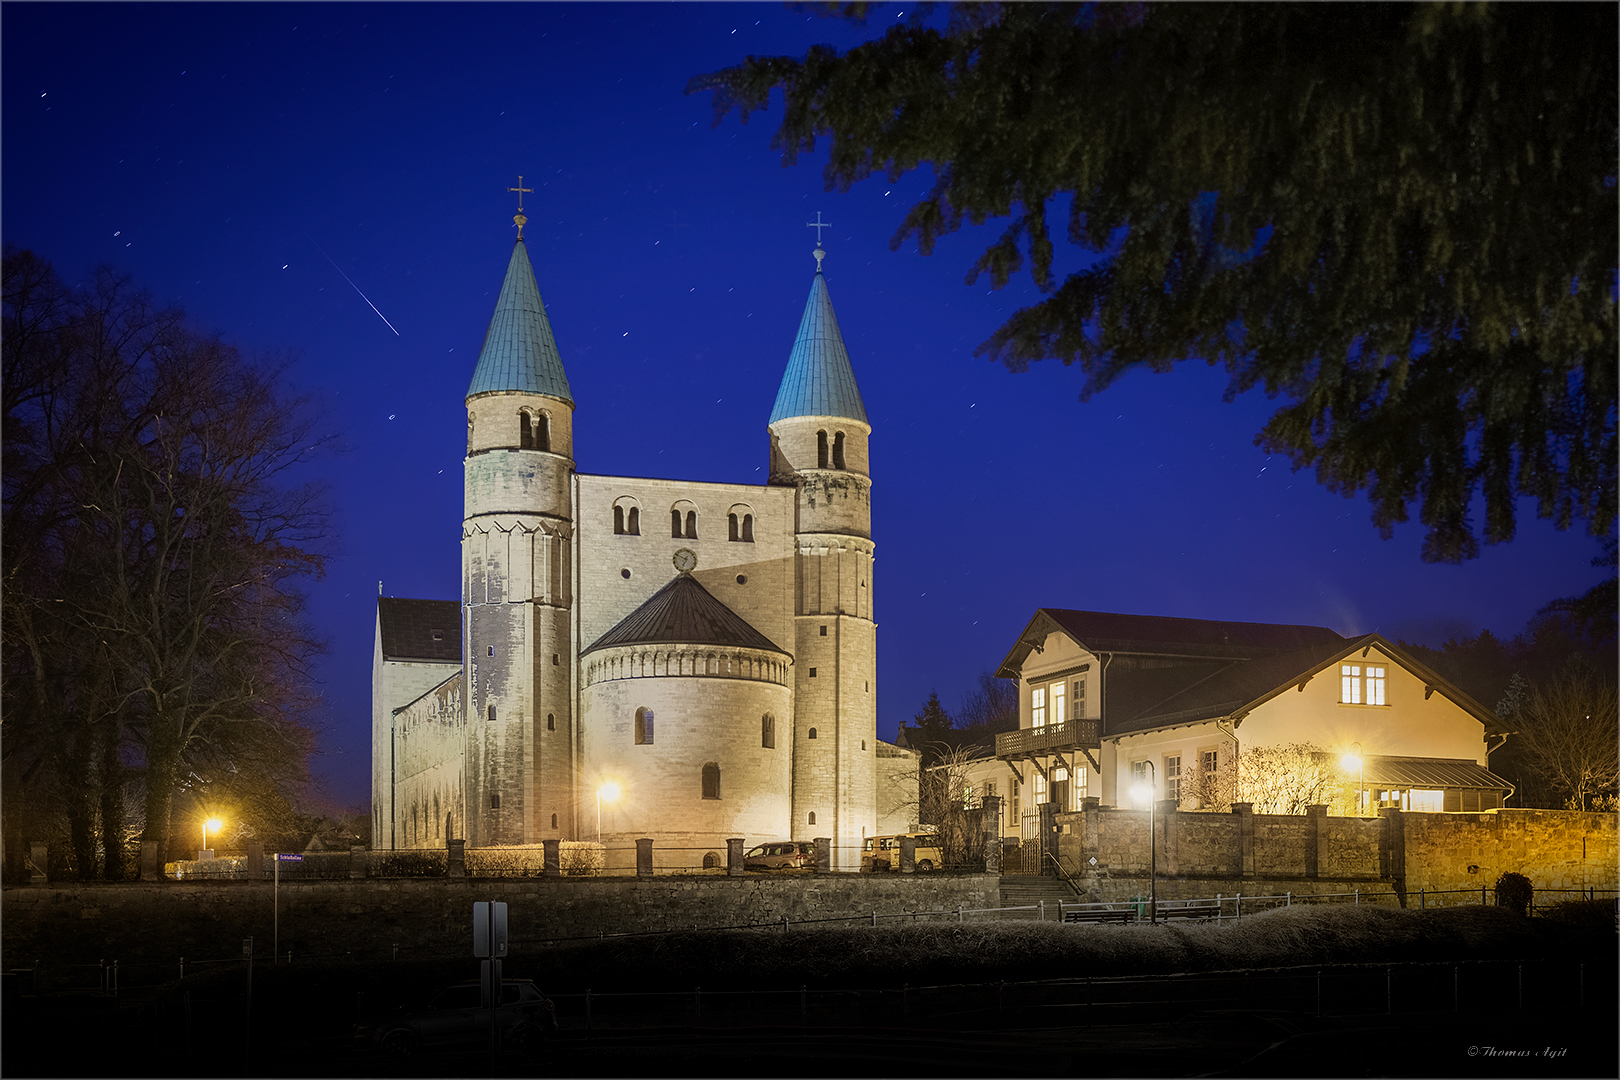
[916,745,989,870]
[1511,665,1620,811]
[3,248,330,872]
[1195,743,1354,816]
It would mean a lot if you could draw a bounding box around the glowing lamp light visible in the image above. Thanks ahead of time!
[1130,782,1153,807]
[1340,752,1362,772]
[202,816,224,856]
[598,782,621,804]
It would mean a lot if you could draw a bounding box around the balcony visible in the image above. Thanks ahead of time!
[996,718,1101,758]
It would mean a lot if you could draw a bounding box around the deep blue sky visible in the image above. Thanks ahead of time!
[4,3,1607,812]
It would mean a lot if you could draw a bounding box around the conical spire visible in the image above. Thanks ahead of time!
[768,259,868,425]
[465,239,573,402]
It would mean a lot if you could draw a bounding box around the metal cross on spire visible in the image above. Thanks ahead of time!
[509,176,534,238]
[807,212,832,271]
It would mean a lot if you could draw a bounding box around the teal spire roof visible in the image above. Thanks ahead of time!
[768,270,868,425]
[465,240,573,402]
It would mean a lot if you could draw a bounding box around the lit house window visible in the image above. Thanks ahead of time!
[1031,687,1047,727]
[1342,665,1388,705]
[1200,749,1219,801]
[1050,681,1066,725]
[1074,676,1086,718]
[1164,755,1181,803]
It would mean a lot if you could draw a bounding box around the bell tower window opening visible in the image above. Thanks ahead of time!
[626,506,639,534]
[742,514,753,542]
[729,513,739,542]
[816,430,828,468]
[538,412,551,452]
[832,431,846,469]
[614,506,625,534]
[671,509,682,537]
[520,411,535,449]
[685,510,697,538]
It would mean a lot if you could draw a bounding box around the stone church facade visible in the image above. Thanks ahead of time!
[372,211,900,868]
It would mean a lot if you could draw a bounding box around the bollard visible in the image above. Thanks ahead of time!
[957,905,963,923]
[1286,892,1291,908]
[871,910,877,927]
[1354,889,1359,905]
[1039,900,1044,922]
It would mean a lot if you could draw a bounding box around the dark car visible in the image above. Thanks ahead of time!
[364,978,557,1056]
[743,841,814,870]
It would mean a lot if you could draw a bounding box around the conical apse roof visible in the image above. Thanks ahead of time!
[768,271,868,425]
[582,573,787,657]
[465,240,573,402]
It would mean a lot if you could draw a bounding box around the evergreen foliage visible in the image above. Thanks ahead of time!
[1494,870,1534,915]
[692,3,1618,562]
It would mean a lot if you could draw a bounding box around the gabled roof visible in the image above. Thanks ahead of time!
[1105,633,1505,737]
[768,271,868,425]
[581,573,787,657]
[377,598,462,663]
[997,608,1344,677]
[465,240,573,402]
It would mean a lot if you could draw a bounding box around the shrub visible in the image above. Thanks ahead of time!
[466,847,544,877]
[1494,872,1534,915]
[560,841,604,876]
[1536,897,1615,931]
[371,850,447,878]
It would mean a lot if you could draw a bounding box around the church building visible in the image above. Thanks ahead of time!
[371,203,902,869]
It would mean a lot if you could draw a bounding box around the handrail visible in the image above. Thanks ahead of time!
[995,718,1101,757]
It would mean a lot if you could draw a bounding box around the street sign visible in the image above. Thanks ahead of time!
[472,901,508,958]
[276,853,303,862]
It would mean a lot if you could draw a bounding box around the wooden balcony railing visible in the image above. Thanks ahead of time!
[996,718,1101,758]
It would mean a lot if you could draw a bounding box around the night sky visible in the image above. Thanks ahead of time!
[4,3,1607,813]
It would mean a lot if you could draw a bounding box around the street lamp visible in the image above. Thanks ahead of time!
[596,782,620,840]
[1130,762,1157,925]
[202,817,223,859]
[1340,743,1363,817]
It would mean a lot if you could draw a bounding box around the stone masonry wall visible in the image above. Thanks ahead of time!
[1054,805,1618,900]
[1,874,996,967]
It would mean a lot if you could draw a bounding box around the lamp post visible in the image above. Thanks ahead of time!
[1340,743,1363,817]
[1131,763,1157,925]
[202,817,223,860]
[596,782,620,841]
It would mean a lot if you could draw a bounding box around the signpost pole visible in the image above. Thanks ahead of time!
[273,857,279,961]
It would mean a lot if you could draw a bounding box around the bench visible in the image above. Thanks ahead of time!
[1062,908,1134,924]
[1158,905,1222,921]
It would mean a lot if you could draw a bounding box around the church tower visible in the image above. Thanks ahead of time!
[767,240,876,868]
[461,201,576,846]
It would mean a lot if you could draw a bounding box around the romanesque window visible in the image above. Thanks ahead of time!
[488,705,497,722]
[808,811,816,826]
[741,514,753,542]
[614,499,641,536]
[701,762,721,800]
[547,713,555,732]
[671,509,682,537]
[817,430,828,468]
[728,508,755,542]
[703,851,721,869]
[520,411,536,449]
[614,506,625,534]
[761,713,775,749]
[808,727,817,740]
[551,814,559,829]
[537,412,551,452]
[626,507,639,534]
[685,510,697,538]
[489,793,501,810]
[634,707,654,745]
[832,431,846,469]
[728,513,738,541]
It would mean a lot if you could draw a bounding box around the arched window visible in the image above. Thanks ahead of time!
[833,431,846,469]
[626,506,639,535]
[488,704,497,722]
[761,713,775,749]
[808,811,817,826]
[671,509,683,537]
[538,413,551,452]
[520,411,535,449]
[808,727,818,740]
[742,514,753,542]
[817,430,829,468]
[702,851,722,869]
[551,813,559,829]
[634,707,654,745]
[490,793,501,810]
[614,506,625,534]
[685,510,697,538]
[546,713,555,732]
[701,762,721,800]
[728,513,739,542]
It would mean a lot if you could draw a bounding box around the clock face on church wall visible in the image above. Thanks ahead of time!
[673,548,697,574]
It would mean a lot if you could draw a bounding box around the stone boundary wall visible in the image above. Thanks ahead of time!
[1054,805,1617,900]
[1,874,997,966]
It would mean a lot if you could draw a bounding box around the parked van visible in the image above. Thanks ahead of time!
[860,832,944,872]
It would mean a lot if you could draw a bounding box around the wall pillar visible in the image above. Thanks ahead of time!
[542,839,560,878]
[349,846,368,880]
[899,835,915,874]
[1158,801,1179,877]
[1232,803,1254,878]
[447,838,466,878]
[1305,804,1327,879]
[1380,807,1406,906]
[635,838,654,878]
[813,837,831,874]
[726,838,744,877]
[245,842,265,881]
